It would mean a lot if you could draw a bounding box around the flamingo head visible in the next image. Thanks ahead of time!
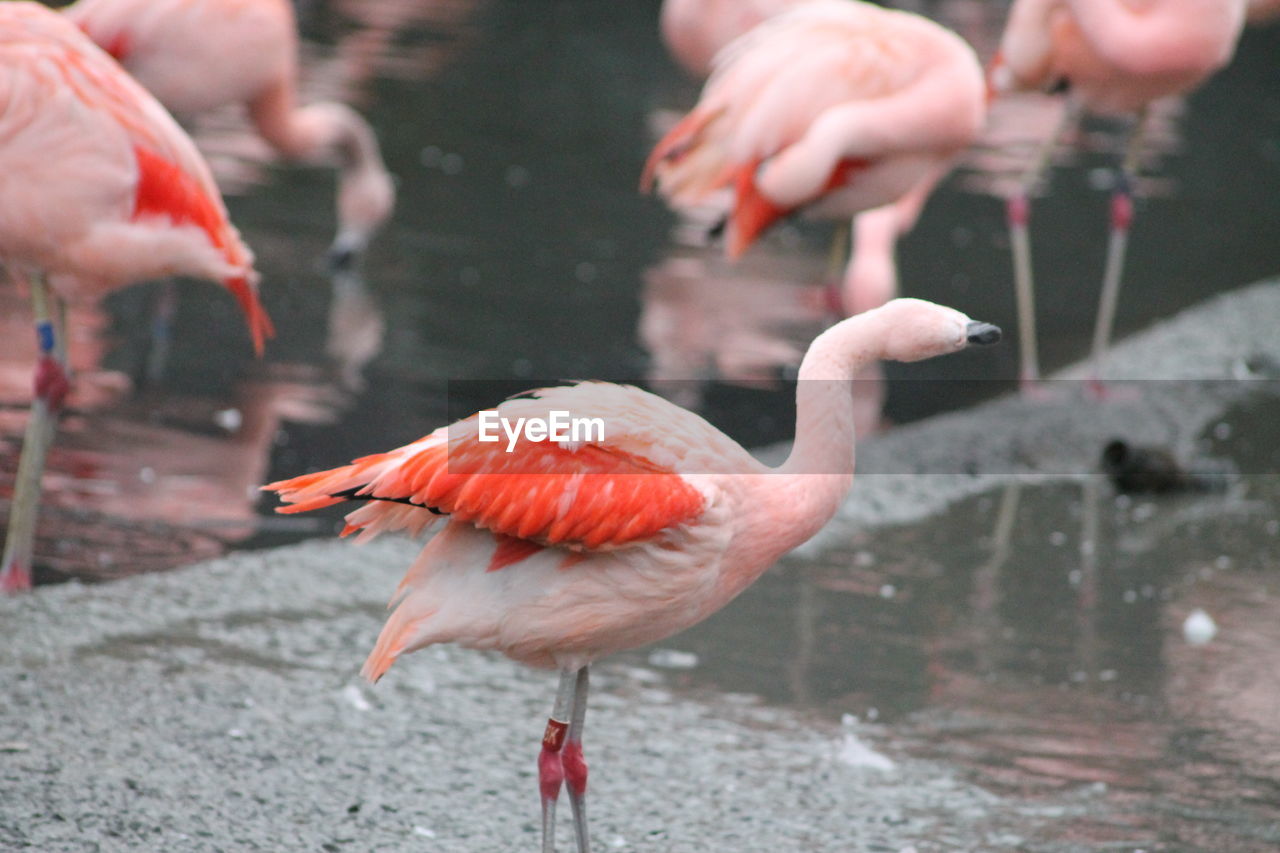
[871,298,1001,363]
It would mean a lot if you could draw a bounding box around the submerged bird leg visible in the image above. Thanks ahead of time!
[564,666,591,853]
[1007,100,1082,392]
[2,272,67,593]
[822,224,850,317]
[144,280,179,386]
[1088,108,1147,397]
[540,668,579,853]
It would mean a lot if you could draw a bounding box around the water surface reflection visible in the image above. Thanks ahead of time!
[3,1,1279,588]
[644,396,1280,849]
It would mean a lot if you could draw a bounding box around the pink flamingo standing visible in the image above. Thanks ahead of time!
[643,0,986,316]
[0,2,272,591]
[66,0,395,265]
[265,297,1001,853]
[990,0,1246,388]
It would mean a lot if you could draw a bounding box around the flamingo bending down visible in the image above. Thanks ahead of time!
[66,0,395,265]
[989,0,1246,388]
[643,0,985,314]
[0,2,272,591]
[265,297,1001,852]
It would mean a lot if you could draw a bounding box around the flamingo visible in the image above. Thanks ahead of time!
[989,0,1247,389]
[643,0,986,316]
[65,0,395,266]
[264,297,1001,852]
[0,2,272,592]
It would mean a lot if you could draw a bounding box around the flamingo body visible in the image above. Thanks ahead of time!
[66,0,395,258]
[0,2,269,345]
[644,0,985,259]
[270,381,772,672]
[994,0,1246,115]
[266,299,999,675]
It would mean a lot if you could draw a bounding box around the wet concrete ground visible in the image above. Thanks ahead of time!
[3,280,1279,851]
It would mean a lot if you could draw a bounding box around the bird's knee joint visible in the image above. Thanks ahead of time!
[562,741,588,796]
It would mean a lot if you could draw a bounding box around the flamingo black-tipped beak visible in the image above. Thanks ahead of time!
[327,230,369,274]
[966,322,1001,346]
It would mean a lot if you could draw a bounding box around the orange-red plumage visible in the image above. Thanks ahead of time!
[488,536,545,572]
[268,434,706,552]
[131,145,273,353]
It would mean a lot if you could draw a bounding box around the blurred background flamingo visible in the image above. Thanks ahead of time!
[66,0,396,266]
[0,2,271,591]
[644,0,986,318]
[990,0,1248,389]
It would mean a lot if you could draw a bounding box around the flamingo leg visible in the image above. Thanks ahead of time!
[1007,100,1082,391]
[2,272,68,593]
[822,224,850,318]
[540,668,579,853]
[144,280,179,385]
[564,666,591,853]
[1088,108,1147,396]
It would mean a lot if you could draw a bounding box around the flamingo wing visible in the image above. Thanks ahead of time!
[265,383,746,551]
[0,4,270,350]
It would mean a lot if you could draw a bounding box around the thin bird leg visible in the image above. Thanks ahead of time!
[145,281,179,385]
[540,668,579,853]
[822,224,850,317]
[1088,108,1148,396]
[1,272,69,593]
[1007,100,1082,391]
[564,666,591,853]
[51,289,69,369]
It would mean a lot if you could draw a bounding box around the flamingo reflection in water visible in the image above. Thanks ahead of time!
[0,3,272,591]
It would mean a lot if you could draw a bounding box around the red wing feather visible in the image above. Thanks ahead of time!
[640,106,722,192]
[266,435,706,552]
[132,146,273,352]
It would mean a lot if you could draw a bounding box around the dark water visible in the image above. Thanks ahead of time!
[645,395,1280,850]
[4,0,1278,576]
[3,3,1280,846]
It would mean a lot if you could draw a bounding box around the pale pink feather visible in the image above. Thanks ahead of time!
[994,0,1246,115]
[0,1,267,346]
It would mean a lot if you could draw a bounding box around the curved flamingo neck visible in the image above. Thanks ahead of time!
[750,310,891,552]
[251,82,383,169]
[248,79,393,241]
[780,308,889,476]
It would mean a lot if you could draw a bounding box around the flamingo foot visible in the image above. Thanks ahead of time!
[1018,370,1059,401]
[0,559,32,594]
[1084,377,1141,403]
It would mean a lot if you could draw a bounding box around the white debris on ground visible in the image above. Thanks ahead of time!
[1182,607,1219,646]
[836,714,897,772]
[647,648,699,669]
[342,683,373,711]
